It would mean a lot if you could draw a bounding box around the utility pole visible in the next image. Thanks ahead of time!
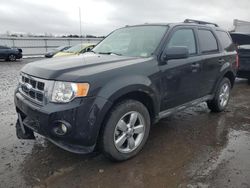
[79,7,83,44]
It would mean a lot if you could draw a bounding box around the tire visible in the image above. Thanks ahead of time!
[248,79,250,85]
[100,100,151,161]
[8,54,16,62]
[207,77,231,112]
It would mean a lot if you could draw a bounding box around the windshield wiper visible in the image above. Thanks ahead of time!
[97,52,122,56]
[89,50,96,53]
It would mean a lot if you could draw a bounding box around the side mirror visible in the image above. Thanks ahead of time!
[162,47,189,61]
[86,46,94,52]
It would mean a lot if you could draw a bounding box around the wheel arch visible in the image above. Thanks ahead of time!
[95,89,158,150]
[212,70,236,95]
[94,77,160,149]
[224,71,236,87]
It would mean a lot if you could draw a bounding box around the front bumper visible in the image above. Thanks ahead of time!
[14,90,112,154]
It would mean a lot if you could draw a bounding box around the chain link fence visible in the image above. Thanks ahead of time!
[0,37,103,56]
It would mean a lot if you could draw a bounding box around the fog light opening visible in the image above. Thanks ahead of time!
[53,121,71,136]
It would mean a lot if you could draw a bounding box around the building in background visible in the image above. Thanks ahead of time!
[233,19,250,33]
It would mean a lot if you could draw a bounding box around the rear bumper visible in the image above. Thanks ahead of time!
[17,53,22,59]
[14,90,112,154]
[237,70,250,79]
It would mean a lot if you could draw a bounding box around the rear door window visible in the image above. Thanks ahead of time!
[168,29,197,55]
[198,29,218,53]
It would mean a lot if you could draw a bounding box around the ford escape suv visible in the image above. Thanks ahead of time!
[15,19,238,161]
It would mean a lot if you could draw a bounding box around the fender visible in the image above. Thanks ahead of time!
[97,75,160,110]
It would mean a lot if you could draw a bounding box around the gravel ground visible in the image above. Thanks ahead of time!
[0,58,250,188]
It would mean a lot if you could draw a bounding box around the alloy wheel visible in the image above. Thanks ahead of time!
[114,111,145,153]
[219,82,230,108]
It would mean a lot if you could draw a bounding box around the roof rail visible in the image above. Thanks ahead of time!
[184,19,219,27]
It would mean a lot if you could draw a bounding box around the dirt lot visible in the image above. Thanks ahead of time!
[0,58,250,188]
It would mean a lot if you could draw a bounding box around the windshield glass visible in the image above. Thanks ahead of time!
[93,25,168,57]
[50,46,67,52]
[65,44,86,53]
[56,46,68,51]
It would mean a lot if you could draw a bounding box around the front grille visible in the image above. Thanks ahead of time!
[19,74,46,104]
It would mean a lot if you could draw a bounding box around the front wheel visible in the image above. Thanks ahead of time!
[207,77,231,112]
[8,54,17,61]
[100,100,150,161]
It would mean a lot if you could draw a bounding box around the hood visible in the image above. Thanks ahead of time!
[21,53,144,81]
[53,52,75,57]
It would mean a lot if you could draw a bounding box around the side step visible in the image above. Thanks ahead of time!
[158,95,213,119]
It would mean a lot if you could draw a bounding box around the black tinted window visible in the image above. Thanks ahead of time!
[216,31,233,50]
[168,29,196,54]
[198,30,218,53]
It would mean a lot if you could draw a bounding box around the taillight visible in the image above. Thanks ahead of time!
[236,54,239,68]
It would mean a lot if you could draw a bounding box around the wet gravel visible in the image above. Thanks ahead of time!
[0,58,250,188]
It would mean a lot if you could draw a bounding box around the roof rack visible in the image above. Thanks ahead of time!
[184,19,219,27]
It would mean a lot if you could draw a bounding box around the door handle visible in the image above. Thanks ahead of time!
[218,59,225,64]
[191,63,200,68]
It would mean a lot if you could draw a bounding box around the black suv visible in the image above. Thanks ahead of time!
[15,19,237,161]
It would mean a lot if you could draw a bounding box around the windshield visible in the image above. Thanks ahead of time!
[50,46,68,52]
[65,44,86,53]
[92,25,168,57]
[56,46,68,51]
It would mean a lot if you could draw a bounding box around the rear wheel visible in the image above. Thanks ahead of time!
[100,100,150,161]
[207,77,231,112]
[8,54,16,61]
[248,78,250,85]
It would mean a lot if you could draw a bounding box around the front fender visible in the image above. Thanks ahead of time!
[97,75,160,109]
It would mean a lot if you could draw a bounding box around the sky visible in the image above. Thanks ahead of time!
[0,0,250,36]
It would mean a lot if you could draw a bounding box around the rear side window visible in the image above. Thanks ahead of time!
[216,31,233,50]
[198,29,218,53]
[168,29,197,54]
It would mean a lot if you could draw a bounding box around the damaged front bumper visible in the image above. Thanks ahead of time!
[14,90,111,154]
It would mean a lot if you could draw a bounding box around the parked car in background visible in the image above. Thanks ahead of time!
[0,45,22,61]
[15,19,237,161]
[53,43,95,58]
[230,32,250,84]
[45,45,71,58]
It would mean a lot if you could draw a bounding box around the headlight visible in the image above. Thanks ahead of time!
[51,81,89,103]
